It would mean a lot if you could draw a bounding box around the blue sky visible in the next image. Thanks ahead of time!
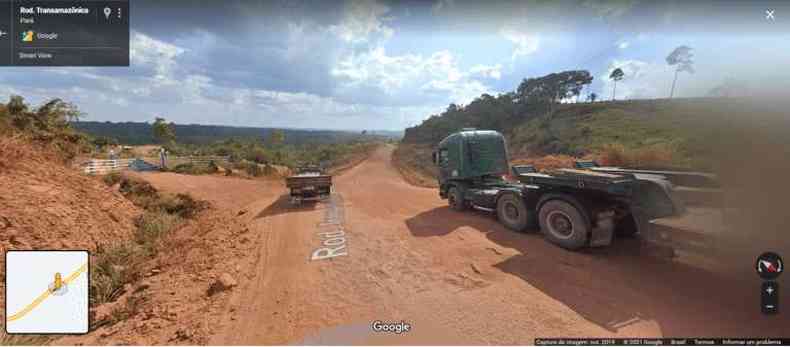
[1,0,788,130]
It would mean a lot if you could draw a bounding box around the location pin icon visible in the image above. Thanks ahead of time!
[103,7,111,19]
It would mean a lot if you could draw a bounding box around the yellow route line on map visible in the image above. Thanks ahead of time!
[6,262,88,322]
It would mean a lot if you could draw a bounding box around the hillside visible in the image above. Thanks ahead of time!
[0,136,143,344]
[0,137,140,251]
[74,121,401,146]
[396,97,770,186]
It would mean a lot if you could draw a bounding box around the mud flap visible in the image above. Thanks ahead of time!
[628,208,651,239]
[590,213,615,247]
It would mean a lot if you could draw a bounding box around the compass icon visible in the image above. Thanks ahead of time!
[756,252,783,280]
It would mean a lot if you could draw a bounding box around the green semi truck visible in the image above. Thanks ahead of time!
[432,129,685,250]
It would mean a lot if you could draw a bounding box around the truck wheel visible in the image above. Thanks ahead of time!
[538,200,589,250]
[448,187,466,211]
[497,194,529,232]
[615,214,638,237]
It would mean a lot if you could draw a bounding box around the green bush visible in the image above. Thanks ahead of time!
[0,95,92,161]
[171,161,219,175]
[153,193,207,218]
[134,211,182,255]
[91,242,143,304]
[103,172,122,186]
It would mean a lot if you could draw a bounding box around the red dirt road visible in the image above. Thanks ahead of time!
[190,145,788,344]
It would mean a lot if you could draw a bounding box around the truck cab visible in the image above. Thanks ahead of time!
[432,129,683,250]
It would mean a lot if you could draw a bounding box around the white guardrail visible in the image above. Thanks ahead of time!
[82,158,136,175]
[81,156,230,175]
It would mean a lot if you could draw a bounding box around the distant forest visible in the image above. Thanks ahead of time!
[74,121,403,146]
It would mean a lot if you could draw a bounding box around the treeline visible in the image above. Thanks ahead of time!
[169,137,379,170]
[403,70,594,146]
[75,121,398,146]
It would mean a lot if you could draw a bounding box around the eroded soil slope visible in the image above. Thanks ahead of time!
[0,137,141,323]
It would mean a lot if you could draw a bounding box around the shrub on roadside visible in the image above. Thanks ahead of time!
[171,161,219,175]
[92,174,207,315]
[91,242,144,304]
[152,193,207,218]
[597,143,676,168]
[134,211,182,255]
[0,333,51,346]
[103,172,122,186]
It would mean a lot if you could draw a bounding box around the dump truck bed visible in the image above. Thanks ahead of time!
[285,173,332,188]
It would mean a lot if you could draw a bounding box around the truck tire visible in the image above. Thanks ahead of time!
[615,213,638,237]
[497,193,529,232]
[538,200,589,250]
[448,187,466,211]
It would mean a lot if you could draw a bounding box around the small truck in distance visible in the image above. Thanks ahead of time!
[432,129,684,250]
[285,165,332,205]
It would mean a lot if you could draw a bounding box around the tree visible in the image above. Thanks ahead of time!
[6,96,83,132]
[666,45,694,99]
[609,68,625,100]
[269,129,285,146]
[588,92,598,103]
[152,117,176,144]
[7,95,28,115]
[516,70,594,105]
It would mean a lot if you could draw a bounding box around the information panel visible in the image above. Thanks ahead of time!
[0,0,129,66]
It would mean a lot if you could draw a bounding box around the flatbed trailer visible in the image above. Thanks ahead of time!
[285,167,332,205]
[433,130,684,250]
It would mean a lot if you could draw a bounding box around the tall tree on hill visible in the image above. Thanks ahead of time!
[152,117,176,145]
[516,70,593,117]
[516,70,594,104]
[666,45,695,99]
[609,68,625,100]
[588,92,598,103]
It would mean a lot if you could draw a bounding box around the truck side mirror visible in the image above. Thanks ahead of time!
[431,151,438,164]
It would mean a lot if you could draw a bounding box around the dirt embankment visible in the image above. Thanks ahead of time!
[391,143,438,188]
[53,172,284,345]
[0,137,141,303]
[0,137,141,251]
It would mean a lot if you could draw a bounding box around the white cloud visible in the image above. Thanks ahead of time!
[329,0,393,44]
[499,27,540,60]
[469,64,503,80]
[600,59,667,100]
[129,31,186,79]
[617,40,630,49]
[331,47,495,106]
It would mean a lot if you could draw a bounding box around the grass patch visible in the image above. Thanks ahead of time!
[109,294,145,323]
[90,174,206,312]
[90,242,144,305]
[392,143,437,187]
[171,161,219,175]
[596,143,678,169]
[0,333,52,346]
[134,211,182,255]
[102,172,122,186]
